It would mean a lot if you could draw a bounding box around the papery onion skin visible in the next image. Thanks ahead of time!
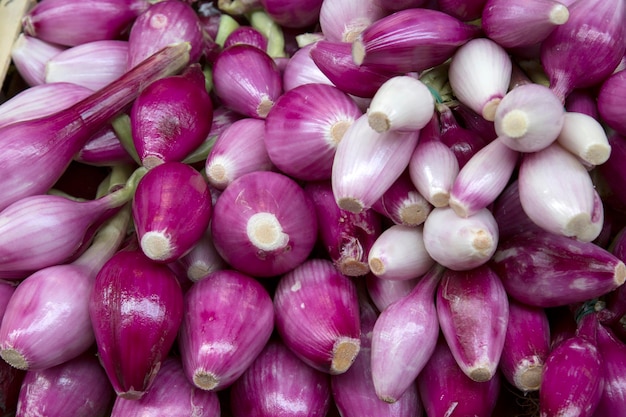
[274,258,361,375]
[178,269,274,392]
[111,357,221,417]
[89,249,184,399]
[15,353,113,417]
[211,171,318,277]
[230,339,332,417]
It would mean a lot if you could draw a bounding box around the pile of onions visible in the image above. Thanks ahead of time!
[2,0,626,415]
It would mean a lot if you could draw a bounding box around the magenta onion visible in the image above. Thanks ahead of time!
[423,206,499,271]
[0,360,24,416]
[371,171,432,227]
[258,0,323,28]
[540,0,626,102]
[212,44,282,118]
[438,103,489,168]
[22,0,150,47]
[178,269,274,391]
[0,282,16,323]
[352,8,480,74]
[593,318,626,416]
[304,180,382,277]
[130,64,214,168]
[111,357,220,417]
[223,26,268,51]
[230,339,332,417]
[211,170,317,277]
[75,126,135,167]
[565,88,599,119]
[170,227,227,282]
[205,118,273,189]
[127,0,205,69]
[436,265,509,382]
[598,70,626,136]
[318,0,386,43]
[370,264,443,403]
[265,82,362,181]
[438,0,488,21]
[499,298,550,392]
[274,258,361,375]
[417,335,501,417]
[132,162,212,263]
[448,38,512,121]
[0,42,189,213]
[282,42,333,91]
[16,353,113,417]
[365,274,418,313]
[332,113,420,214]
[89,249,184,398]
[10,33,65,86]
[490,230,626,307]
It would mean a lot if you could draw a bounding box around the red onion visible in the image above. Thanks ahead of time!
[282,42,333,91]
[130,64,214,168]
[365,274,418,313]
[565,88,599,120]
[211,171,318,277]
[111,357,220,416]
[205,118,273,190]
[370,264,443,402]
[598,132,626,211]
[540,0,626,102]
[274,258,361,374]
[332,114,420,214]
[212,44,282,118]
[438,0,487,21]
[89,249,184,398]
[132,162,212,263]
[351,8,480,74]
[372,0,429,11]
[45,40,129,91]
[438,103,489,168]
[319,0,386,43]
[452,102,499,143]
[490,230,626,307]
[0,282,16,323]
[75,126,135,167]
[265,82,362,181]
[170,227,227,283]
[230,339,332,416]
[423,206,499,271]
[492,180,543,241]
[10,34,65,86]
[448,38,512,121]
[0,207,130,370]
[482,0,570,48]
[448,137,518,218]
[499,298,550,392]
[304,180,382,277]
[179,269,274,391]
[15,353,113,417]
[0,42,190,213]
[0,82,92,129]
[593,318,626,416]
[258,0,323,28]
[598,69,626,136]
[371,171,432,226]
[22,0,150,47]
[309,40,396,98]
[224,26,268,51]
[127,0,205,69]
[436,265,509,382]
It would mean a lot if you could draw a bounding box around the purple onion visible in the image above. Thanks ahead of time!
[492,180,544,243]
[438,103,489,168]
[304,180,382,277]
[111,357,220,417]
[274,258,361,375]
[598,69,626,136]
[230,339,332,416]
[0,282,16,323]
[598,132,626,211]
[365,274,418,313]
[258,0,323,28]
[212,44,282,118]
[211,170,317,277]
[0,42,190,213]
[205,118,273,189]
[540,314,603,417]
[370,264,443,402]
[75,126,135,167]
[436,265,509,382]
[178,269,274,391]
[282,42,333,91]
[499,298,550,392]
[371,171,432,227]
[45,40,129,91]
[490,230,626,307]
[170,227,227,282]
[417,336,501,417]
[332,113,420,214]
[351,8,480,74]
[132,162,212,263]
[16,353,113,417]
[0,207,130,370]
[540,0,626,102]
[439,0,487,21]
[127,0,205,69]
[224,26,268,51]
[10,34,65,86]
[373,0,429,10]
[452,102,499,143]
[318,0,386,43]
[593,318,626,416]
[309,40,397,98]
[130,64,214,168]
[0,82,92,129]
[22,0,149,46]
[0,359,24,417]
[265,82,362,181]
[482,0,570,48]
[565,88,599,119]
[89,249,184,399]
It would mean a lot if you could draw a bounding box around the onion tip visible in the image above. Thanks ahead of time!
[0,348,28,370]
[140,231,174,261]
[330,337,360,374]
